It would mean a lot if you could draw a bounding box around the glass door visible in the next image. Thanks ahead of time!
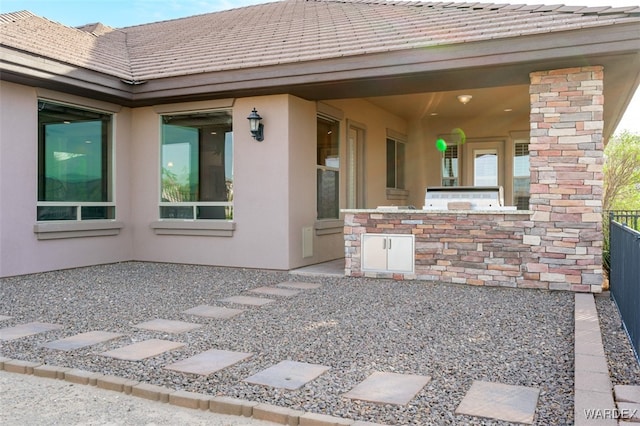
[474,149,498,186]
[347,124,365,209]
[462,140,504,188]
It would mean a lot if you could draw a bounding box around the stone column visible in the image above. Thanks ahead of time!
[528,66,604,292]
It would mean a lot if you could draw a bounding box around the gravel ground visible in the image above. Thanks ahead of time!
[595,294,640,386]
[0,262,575,425]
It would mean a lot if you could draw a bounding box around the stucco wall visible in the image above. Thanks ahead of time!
[129,95,294,269]
[0,82,133,277]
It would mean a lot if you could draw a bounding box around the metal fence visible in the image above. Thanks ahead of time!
[609,219,640,363]
[604,211,640,273]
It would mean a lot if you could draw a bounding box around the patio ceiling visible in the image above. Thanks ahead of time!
[364,85,531,121]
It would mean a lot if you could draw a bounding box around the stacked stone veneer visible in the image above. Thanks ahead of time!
[344,211,541,288]
[528,66,604,292]
[344,66,604,293]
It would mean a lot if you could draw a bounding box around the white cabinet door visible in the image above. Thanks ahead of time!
[362,234,388,271]
[386,234,414,272]
[362,234,414,273]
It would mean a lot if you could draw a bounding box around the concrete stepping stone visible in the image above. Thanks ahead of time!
[344,371,431,405]
[182,305,244,319]
[133,319,202,333]
[616,402,640,422]
[100,339,185,361]
[276,282,322,290]
[0,315,12,321]
[219,295,275,306]
[0,322,63,341]
[615,385,640,404]
[455,380,540,424]
[165,349,253,376]
[42,331,124,351]
[249,286,301,297]
[244,360,331,390]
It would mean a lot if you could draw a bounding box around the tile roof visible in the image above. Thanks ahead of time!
[1,10,131,79]
[1,0,639,82]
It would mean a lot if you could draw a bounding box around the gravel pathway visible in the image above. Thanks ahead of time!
[595,294,640,386]
[0,262,575,425]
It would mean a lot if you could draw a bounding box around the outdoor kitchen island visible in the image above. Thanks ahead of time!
[342,207,543,289]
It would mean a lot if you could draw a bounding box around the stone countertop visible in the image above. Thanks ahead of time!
[340,208,533,215]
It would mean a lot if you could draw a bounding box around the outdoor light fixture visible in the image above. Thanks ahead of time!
[247,108,264,141]
[457,94,473,105]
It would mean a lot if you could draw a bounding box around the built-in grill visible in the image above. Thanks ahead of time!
[422,186,516,211]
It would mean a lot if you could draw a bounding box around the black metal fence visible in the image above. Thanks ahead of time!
[604,211,640,273]
[609,219,640,363]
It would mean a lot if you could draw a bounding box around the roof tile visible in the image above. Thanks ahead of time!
[1,0,639,81]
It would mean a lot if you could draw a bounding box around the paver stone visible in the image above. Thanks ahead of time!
[165,349,253,376]
[182,305,244,319]
[43,331,124,351]
[344,371,431,405]
[219,296,274,306]
[244,360,330,390]
[249,287,301,297]
[100,339,185,361]
[0,322,63,341]
[133,319,202,333]
[455,380,540,424]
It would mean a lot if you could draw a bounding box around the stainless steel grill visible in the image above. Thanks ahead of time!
[423,186,516,211]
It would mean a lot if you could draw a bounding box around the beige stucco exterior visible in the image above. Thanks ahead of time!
[1,82,430,277]
[0,81,134,276]
[0,75,583,279]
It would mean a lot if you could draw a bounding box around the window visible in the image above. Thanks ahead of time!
[513,141,530,210]
[474,149,498,186]
[37,100,113,221]
[160,111,233,220]
[441,144,459,187]
[386,138,405,189]
[317,116,340,219]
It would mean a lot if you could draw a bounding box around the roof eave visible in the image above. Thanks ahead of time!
[126,23,640,101]
[0,47,134,105]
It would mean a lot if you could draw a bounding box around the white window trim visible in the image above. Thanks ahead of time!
[150,220,235,237]
[314,219,344,236]
[35,97,118,236]
[33,221,124,240]
[158,109,234,225]
[386,135,407,192]
[316,113,341,221]
[439,134,460,187]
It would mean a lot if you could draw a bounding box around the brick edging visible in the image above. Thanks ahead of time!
[0,360,385,426]
[574,293,616,425]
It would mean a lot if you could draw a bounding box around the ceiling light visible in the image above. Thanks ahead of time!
[457,95,473,105]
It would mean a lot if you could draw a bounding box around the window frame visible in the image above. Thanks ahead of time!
[513,139,531,210]
[441,143,460,187]
[36,99,115,222]
[316,114,341,220]
[158,109,234,221]
[386,137,406,190]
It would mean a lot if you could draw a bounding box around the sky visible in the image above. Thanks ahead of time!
[1,0,638,134]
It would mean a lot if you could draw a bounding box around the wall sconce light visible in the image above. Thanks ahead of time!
[247,108,264,141]
[457,94,473,105]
